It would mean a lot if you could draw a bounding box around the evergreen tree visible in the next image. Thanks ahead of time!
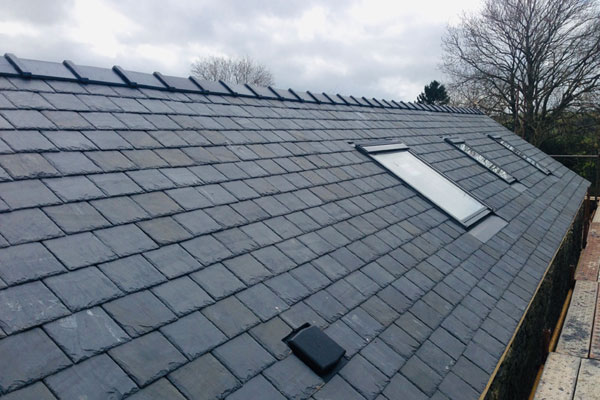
[417,80,450,105]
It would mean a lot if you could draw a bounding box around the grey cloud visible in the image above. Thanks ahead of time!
[0,0,453,101]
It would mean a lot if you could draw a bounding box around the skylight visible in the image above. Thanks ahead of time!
[445,137,516,184]
[488,134,552,175]
[358,143,490,227]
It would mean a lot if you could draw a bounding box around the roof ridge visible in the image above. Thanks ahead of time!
[0,53,483,115]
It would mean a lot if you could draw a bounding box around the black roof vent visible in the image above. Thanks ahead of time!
[283,323,346,376]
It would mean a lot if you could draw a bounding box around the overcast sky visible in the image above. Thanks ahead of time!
[0,0,482,101]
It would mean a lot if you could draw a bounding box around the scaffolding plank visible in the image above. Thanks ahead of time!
[589,283,600,359]
[574,222,600,281]
[574,358,600,400]
[534,352,580,400]
[556,281,598,358]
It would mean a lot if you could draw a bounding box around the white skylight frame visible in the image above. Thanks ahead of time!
[488,134,552,175]
[445,137,516,184]
[358,143,491,228]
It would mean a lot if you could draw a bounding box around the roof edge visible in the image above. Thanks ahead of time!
[0,53,484,115]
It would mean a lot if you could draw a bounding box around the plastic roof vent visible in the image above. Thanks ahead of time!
[283,323,346,376]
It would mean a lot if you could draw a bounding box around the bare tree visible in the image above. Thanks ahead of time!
[191,55,274,87]
[442,0,600,145]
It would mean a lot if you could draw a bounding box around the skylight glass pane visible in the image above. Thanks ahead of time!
[490,136,551,175]
[372,151,489,226]
[454,142,516,183]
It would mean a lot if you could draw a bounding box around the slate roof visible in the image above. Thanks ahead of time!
[0,54,589,400]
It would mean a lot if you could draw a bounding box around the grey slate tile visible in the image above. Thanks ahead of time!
[383,374,428,400]
[451,356,489,393]
[463,342,498,374]
[214,333,276,381]
[44,266,122,311]
[151,276,213,315]
[84,112,128,129]
[77,94,120,112]
[0,242,65,285]
[313,376,367,400]
[224,253,272,285]
[182,235,233,266]
[361,338,405,378]
[0,381,57,400]
[42,130,97,151]
[0,153,59,179]
[99,254,166,292]
[91,195,150,224]
[231,199,271,222]
[0,281,69,334]
[324,319,366,357]
[41,92,89,110]
[281,301,328,330]
[276,238,317,265]
[0,329,71,393]
[241,221,282,247]
[1,109,55,129]
[249,317,292,360]
[305,290,347,322]
[263,356,323,400]
[95,224,158,257]
[167,187,212,210]
[430,327,466,361]
[44,307,129,362]
[109,331,186,386]
[117,130,161,148]
[252,246,296,273]
[85,150,135,171]
[202,296,260,337]
[43,152,101,175]
[82,130,132,150]
[45,232,116,269]
[416,340,455,376]
[342,307,383,341]
[88,172,143,195]
[174,208,221,235]
[44,201,110,234]
[168,353,240,400]
[121,149,169,170]
[143,243,202,279]
[191,263,246,299]
[397,312,433,343]
[208,204,247,227]
[127,378,186,400]
[43,176,104,201]
[42,110,93,129]
[45,354,137,400]
[131,191,182,217]
[380,324,419,359]
[236,283,289,321]
[0,130,55,151]
[265,272,311,304]
[438,372,479,400]
[227,375,286,400]
[4,90,53,109]
[127,168,175,190]
[400,356,442,396]
[138,216,193,244]
[340,355,388,400]
[161,311,227,359]
[361,296,400,326]
[103,290,176,337]
[160,166,200,184]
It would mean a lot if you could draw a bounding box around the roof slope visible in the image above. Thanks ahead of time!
[0,56,589,400]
